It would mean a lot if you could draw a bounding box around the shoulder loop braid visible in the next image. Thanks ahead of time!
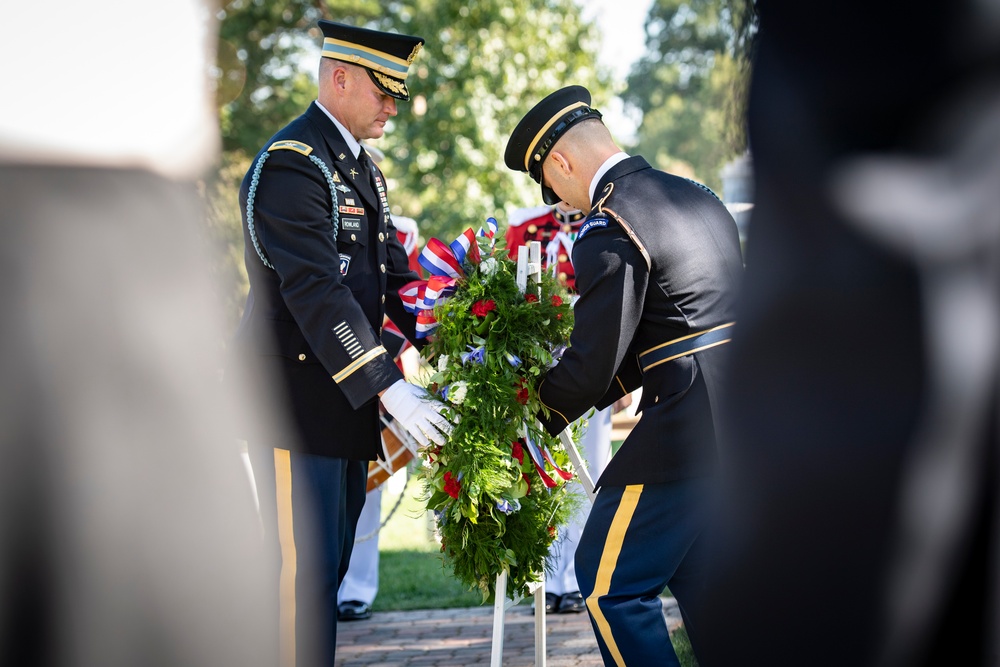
[683,177,722,202]
[594,182,614,213]
[601,205,652,271]
[244,151,341,271]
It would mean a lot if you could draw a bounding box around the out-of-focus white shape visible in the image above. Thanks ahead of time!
[0,0,219,179]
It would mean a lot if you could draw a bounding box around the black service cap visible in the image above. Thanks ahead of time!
[319,21,424,101]
[504,85,602,204]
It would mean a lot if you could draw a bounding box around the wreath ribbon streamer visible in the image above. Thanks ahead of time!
[522,426,574,489]
[400,219,499,338]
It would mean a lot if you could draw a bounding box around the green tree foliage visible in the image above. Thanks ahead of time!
[368,0,608,242]
[624,0,757,193]
[207,0,610,330]
[216,0,381,155]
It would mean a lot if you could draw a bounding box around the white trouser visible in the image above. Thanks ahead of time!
[545,405,613,596]
[337,485,382,605]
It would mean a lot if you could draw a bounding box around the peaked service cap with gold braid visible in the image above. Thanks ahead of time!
[504,85,603,205]
[319,20,424,101]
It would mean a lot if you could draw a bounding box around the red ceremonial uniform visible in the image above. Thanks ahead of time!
[505,204,586,292]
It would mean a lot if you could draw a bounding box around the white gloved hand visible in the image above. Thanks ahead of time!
[380,380,453,447]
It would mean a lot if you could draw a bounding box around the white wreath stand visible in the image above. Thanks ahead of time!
[489,242,598,667]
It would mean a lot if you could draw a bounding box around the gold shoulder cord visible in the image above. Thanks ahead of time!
[594,182,614,213]
[591,182,652,270]
[603,214,651,272]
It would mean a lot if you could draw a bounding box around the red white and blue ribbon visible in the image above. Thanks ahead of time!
[419,237,464,279]
[423,275,457,308]
[400,219,499,338]
[480,217,498,246]
[522,428,573,489]
[450,227,480,265]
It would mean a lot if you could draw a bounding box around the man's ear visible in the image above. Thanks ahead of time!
[329,63,349,92]
[549,150,572,178]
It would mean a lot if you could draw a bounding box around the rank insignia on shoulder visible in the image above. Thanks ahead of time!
[578,216,609,240]
[267,140,313,155]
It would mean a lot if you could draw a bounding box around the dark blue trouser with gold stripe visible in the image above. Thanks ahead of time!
[575,479,710,666]
[249,445,368,667]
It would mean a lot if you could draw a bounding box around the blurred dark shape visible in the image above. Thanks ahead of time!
[698,1,1000,665]
[0,2,277,665]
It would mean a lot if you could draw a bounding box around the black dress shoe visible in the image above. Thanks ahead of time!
[338,600,372,621]
[532,592,561,615]
[557,591,586,614]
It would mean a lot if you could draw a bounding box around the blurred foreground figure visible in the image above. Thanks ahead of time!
[0,2,276,665]
[699,1,1000,666]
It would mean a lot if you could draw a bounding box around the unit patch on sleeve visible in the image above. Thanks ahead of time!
[577,216,609,240]
[339,254,351,276]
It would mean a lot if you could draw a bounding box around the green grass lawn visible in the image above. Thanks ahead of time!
[372,464,698,665]
[372,470,484,610]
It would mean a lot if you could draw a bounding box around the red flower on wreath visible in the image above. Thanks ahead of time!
[515,379,530,405]
[443,471,461,498]
[471,299,496,318]
[547,525,557,539]
[551,295,563,307]
[511,441,524,465]
[524,293,538,304]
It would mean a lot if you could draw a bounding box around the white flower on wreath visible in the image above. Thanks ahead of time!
[437,354,450,372]
[479,257,498,278]
[447,380,469,405]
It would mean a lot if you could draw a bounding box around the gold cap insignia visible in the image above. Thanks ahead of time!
[407,42,423,64]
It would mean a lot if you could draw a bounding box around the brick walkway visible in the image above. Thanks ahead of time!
[335,597,682,666]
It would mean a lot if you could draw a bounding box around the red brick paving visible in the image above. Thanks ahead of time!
[335,598,682,666]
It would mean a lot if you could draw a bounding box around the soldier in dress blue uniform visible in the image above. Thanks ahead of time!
[230,21,452,666]
[504,86,744,666]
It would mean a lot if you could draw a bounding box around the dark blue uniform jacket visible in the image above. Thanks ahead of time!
[231,102,421,460]
[538,156,744,486]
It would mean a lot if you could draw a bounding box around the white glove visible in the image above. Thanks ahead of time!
[380,380,453,447]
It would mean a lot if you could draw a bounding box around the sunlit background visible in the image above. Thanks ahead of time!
[205,0,758,333]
